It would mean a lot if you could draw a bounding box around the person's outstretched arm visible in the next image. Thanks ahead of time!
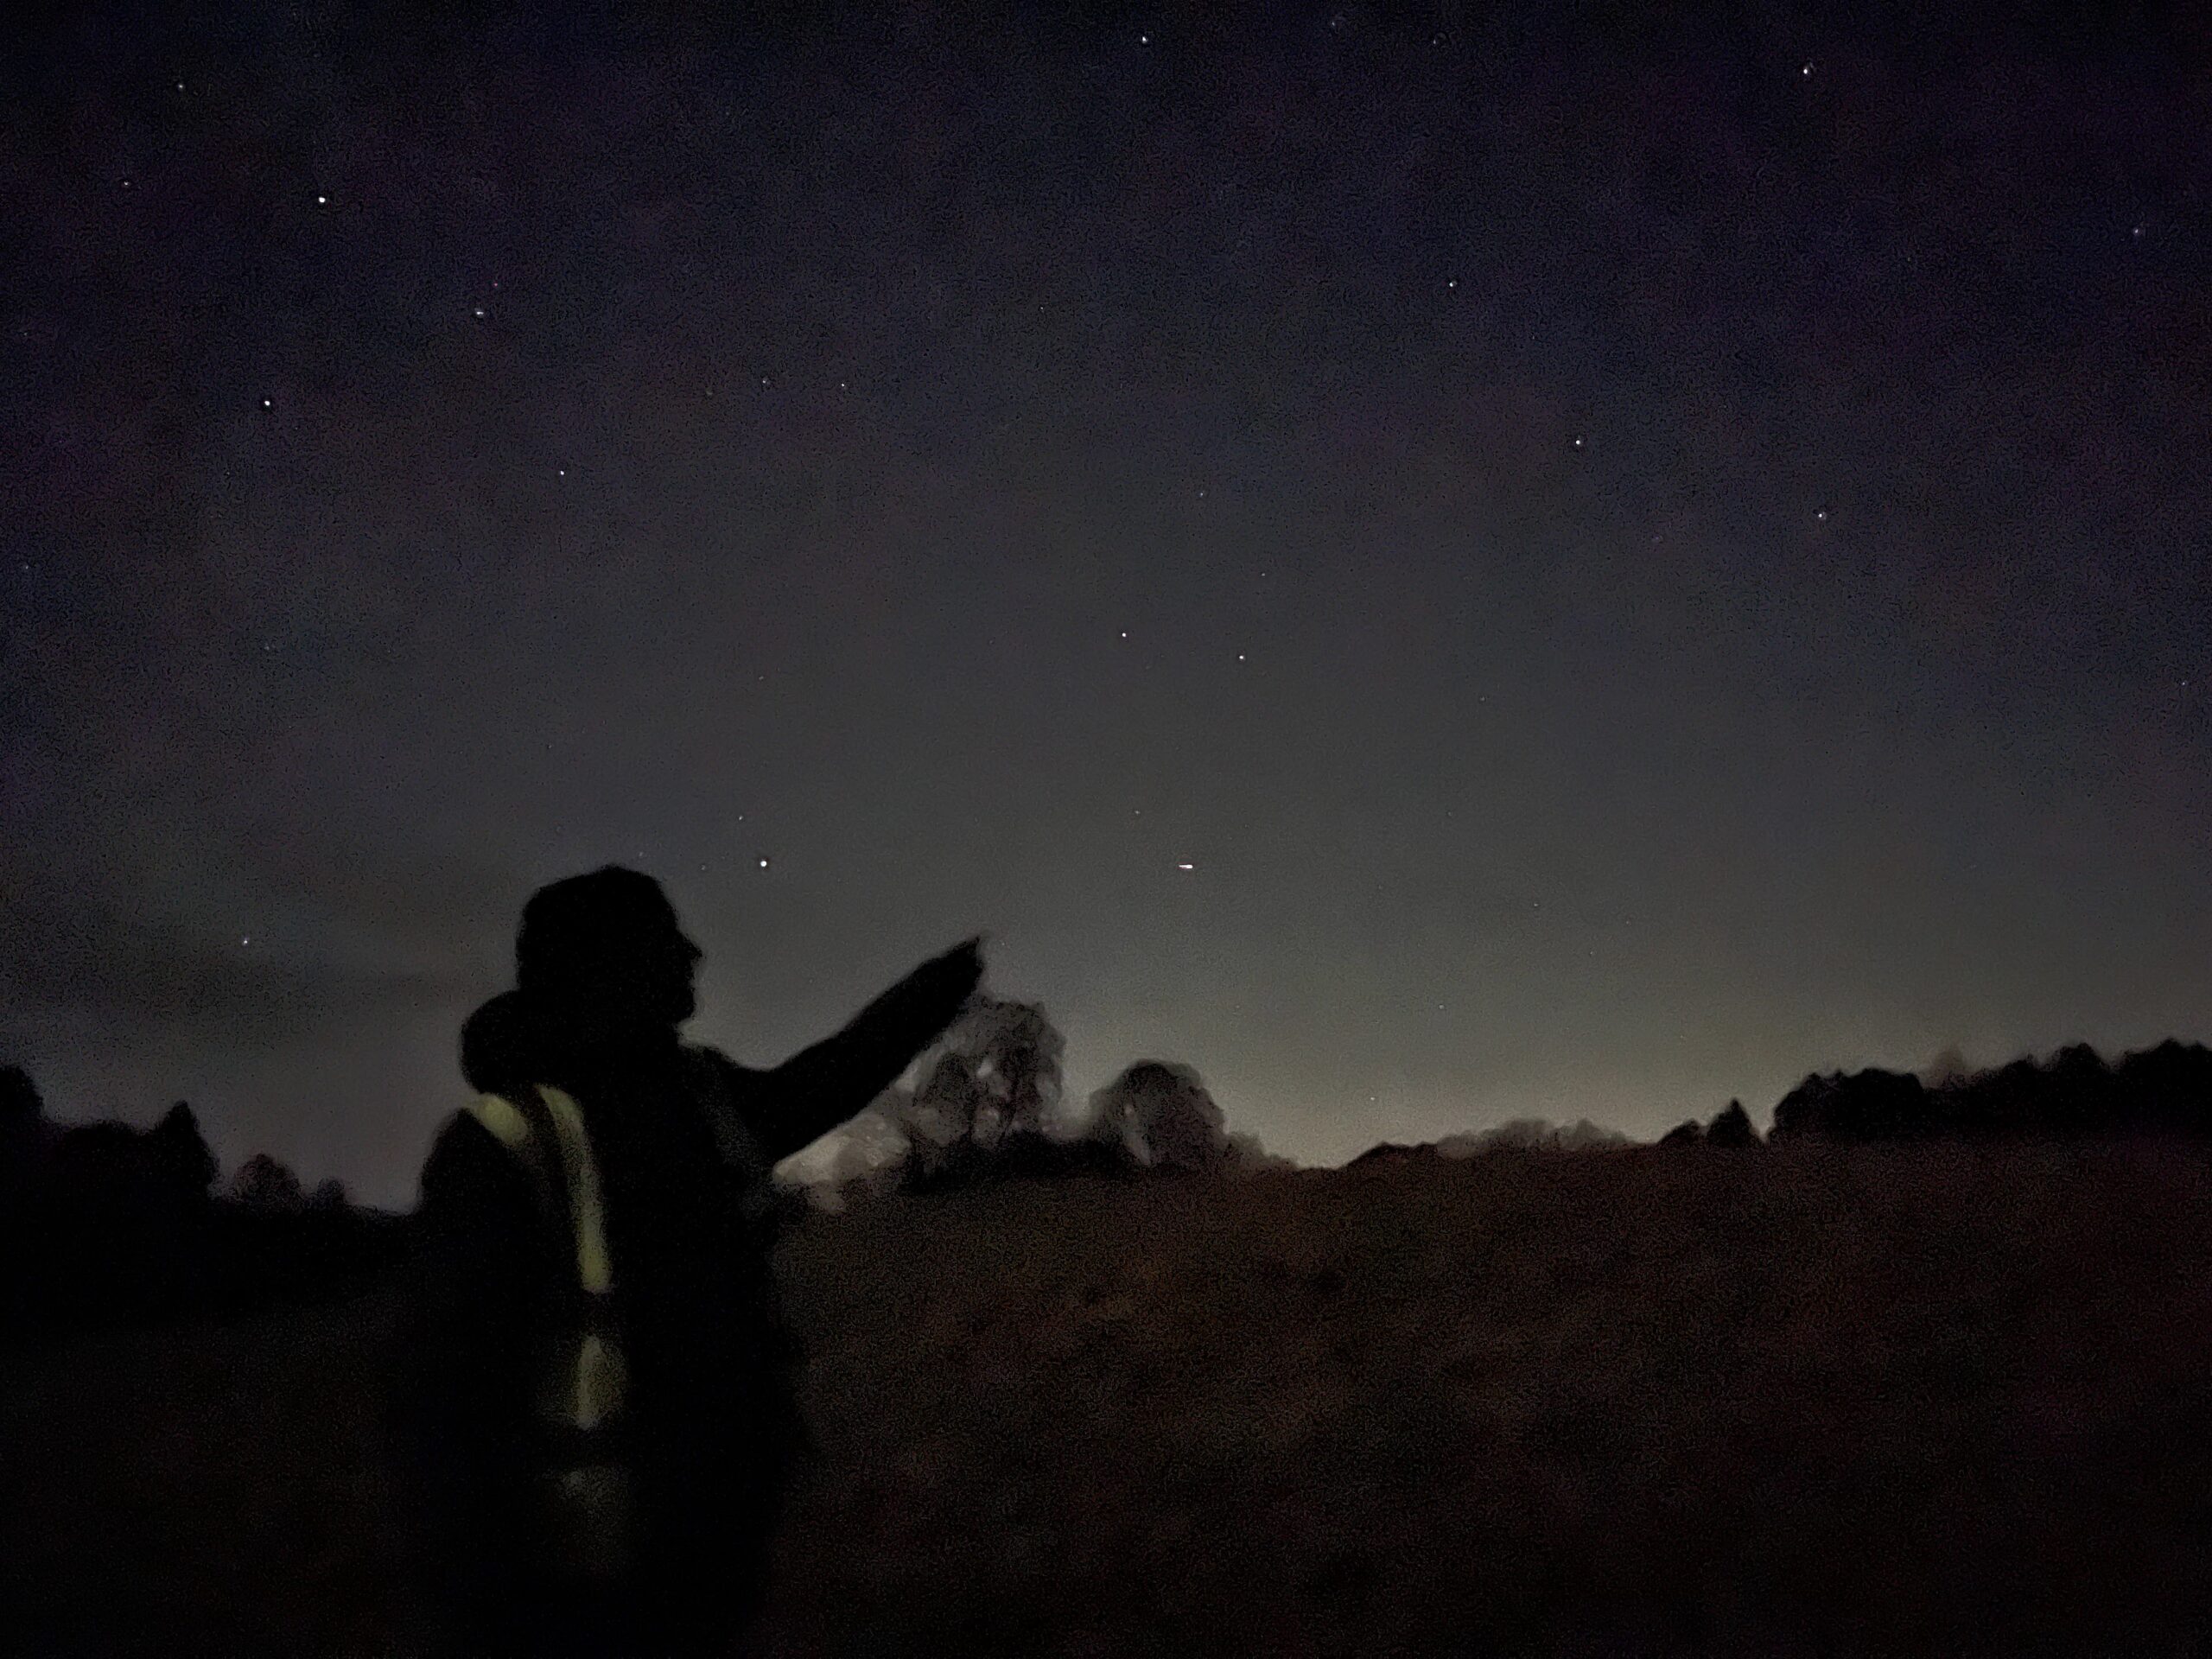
[745,938,984,1164]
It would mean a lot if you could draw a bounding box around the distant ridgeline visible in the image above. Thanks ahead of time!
[0,1065,406,1348]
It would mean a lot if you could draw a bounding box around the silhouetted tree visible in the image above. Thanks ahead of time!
[1438,1119,1633,1154]
[1706,1100,1758,1147]
[1090,1060,1231,1173]
[2111,1039,2212,1136]
[150,1102,218,1194]
[0,1065,49,1205]
[231,1152,305,1211]
[1771,1069,1934,1143]
[32,1102,218,1329]
[1657,1119,1703,1148]
[1770,1040,2212,1143]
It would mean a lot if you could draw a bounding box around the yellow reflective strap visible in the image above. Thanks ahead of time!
[575,1330,627,1429]
[467,1091,536,1154]
[536,1086,613,1297]
[468,1086,627,1434]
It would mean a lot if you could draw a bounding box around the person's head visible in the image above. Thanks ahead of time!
[515,866,702,1033]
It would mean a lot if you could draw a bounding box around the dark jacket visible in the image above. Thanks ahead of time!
[397,960,974,1653]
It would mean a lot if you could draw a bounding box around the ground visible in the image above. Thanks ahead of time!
[6,1143,2212,1655]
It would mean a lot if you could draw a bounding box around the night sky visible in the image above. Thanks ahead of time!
[5,3,2209,1206]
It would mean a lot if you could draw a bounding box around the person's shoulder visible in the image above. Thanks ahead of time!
[683,1046,777,1164]
[687,1045,766,1092]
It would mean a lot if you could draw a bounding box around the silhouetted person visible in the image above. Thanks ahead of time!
[398,867,982,1657]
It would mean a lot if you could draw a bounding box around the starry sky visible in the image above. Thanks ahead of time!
[4,2,2209,1206]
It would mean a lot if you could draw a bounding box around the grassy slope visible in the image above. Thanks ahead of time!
[7,1145,2212,1655]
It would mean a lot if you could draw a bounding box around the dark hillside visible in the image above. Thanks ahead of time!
[6,1145,2212,1655]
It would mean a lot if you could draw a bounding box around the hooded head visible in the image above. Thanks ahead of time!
[514,866,702,1038]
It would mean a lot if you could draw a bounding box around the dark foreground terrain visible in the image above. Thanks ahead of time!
[6,1143,2212,1655]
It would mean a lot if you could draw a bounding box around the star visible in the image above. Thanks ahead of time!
[756,856,771,869]
[473,307,486,318]
[1176,862,1195,871]
[316,194,327,205]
